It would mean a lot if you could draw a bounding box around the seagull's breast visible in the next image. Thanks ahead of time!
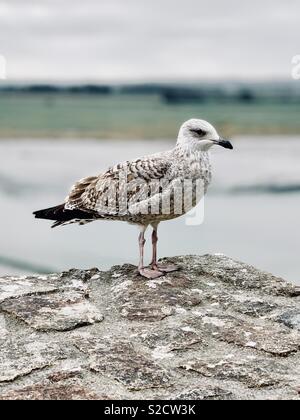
[174,150,212,185]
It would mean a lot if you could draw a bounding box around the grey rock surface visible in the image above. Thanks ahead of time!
[0,254,299,400]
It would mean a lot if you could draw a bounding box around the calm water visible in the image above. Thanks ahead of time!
[0,137,299,284]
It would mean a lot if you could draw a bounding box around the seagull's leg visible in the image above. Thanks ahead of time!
[138,229,146,270]
[150,223,179,273]
[138,225,164,279]
[150,223,159,268]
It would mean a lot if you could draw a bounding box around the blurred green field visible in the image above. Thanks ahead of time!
[0,93,300,139]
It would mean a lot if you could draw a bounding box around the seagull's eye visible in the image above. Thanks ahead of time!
[191,128,206,137]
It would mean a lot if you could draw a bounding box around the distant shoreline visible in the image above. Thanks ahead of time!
[0,90,299,138]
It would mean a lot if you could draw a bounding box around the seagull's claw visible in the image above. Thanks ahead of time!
[152,263,179,273]
[138,268,165,279]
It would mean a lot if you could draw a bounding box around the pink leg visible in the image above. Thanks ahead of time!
[151,228,158,267]
[150,225,178,273]
[138,230,146,271]
[138,227,164,279]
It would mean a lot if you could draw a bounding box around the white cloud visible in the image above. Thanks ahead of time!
[0,0,299,81]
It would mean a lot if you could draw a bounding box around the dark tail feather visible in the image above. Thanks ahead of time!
[33,204,66,221]
[33,204,97,228]
[51,219,67,228]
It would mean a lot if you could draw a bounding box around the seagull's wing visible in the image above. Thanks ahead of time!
[128,177,183,217]
[64,155,172,217]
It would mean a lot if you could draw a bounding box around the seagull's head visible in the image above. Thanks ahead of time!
[177,119,233,152]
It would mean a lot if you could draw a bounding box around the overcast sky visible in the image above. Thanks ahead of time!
[0,0,299,82]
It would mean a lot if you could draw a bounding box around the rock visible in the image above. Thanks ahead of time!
[180,254,300,297]
[188,312,300,356]
[0,270,92,303]
[180,355,286,388]
[1,290,103,332]
[0,254,299,400]
[276,310,300,331]
[0,337,70,382]
[0,314,8,340]
[136,323,203,353]
[73,334,171,390]
[0,383,108,401]
[0,271,103,331]
[172,387,237,400]
[112,269,202,321]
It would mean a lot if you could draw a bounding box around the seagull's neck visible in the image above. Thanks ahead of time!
[173,142,206,161]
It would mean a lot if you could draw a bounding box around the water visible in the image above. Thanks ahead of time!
[1,94,300,138]
[0,137,299,284]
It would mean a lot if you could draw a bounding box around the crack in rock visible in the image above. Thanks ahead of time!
[73,334,172,390]
[0,290,103,331]
[180,356,288,388]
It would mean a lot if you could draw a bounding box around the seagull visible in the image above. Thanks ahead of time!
[33,119,233,279]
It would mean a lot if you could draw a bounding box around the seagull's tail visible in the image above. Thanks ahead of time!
[33,204,65,221]
[33,204,96,228]
[33,204,70,227]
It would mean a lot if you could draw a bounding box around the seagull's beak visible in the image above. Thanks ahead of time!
[213,138,233,150]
